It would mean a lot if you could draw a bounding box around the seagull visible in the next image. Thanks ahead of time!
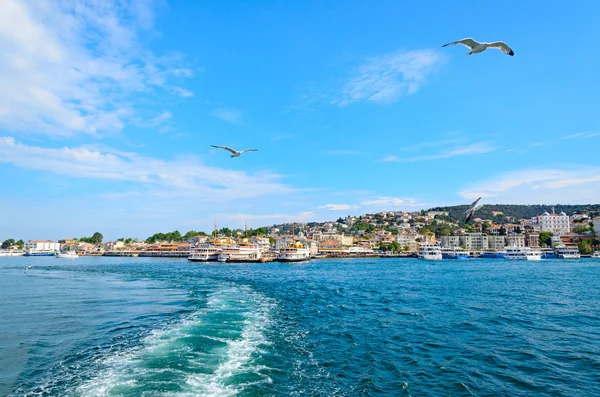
[211,145,258,158]
[465,197,483,223]
[442,38,514,56]
[24,265,32,273]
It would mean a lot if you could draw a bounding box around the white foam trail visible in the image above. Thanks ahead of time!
[73,285,275,397]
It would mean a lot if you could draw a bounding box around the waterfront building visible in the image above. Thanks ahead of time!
[525,233,540,248]
[312,232,354,247]
[487,236,506,250]
[594,217,600,237]
[459,233,488,251]
[440,236,460,248]
[396,234,418,251]
[529,210,571,234]
[506,234,526,248]
[25,240,61,252]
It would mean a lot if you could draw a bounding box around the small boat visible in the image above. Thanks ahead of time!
[441,247,470,259]
[418,244,442,260]
[56,251,79,259]
[554,246,581,259]
[480,249,507,259]
[591,252,600,259]
[0,249,24,257]
[505,246,541,261]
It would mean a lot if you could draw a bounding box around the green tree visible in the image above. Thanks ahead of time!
[573,224,590,234]
[16,239,24,249]
[219,227,232,236]
[539,232,553,247]
[578,241,593,255]
[117,237,125,242]
[389,241,401,252]
[90,232,103,244]
[499,226,507,236]
[124,238,133,245]
[2,239,15,249]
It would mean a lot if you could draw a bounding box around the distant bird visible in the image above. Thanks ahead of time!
[211,145,258,158]
[24,266,32,273]
[465,197,483,223]
[442,38,514,56]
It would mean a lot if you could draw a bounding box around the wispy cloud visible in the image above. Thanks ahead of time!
[211,212,314,228]
[211,108,242,124]
[317,204,359,211]
[361,196,424,208]
[334,49,445,106]
[382,142,496,163]
[459,167,600,204]
[326,150,362,156]
[562,132,600,139]
[0,0,194,137]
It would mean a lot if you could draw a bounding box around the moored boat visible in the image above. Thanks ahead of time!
[188,243,221,262]
[278,240,311,262]
[555,245,581,259]
[441,247,470,259]
[592,252,600,259]
[505,246,542,261]
[56,251,79,258]
[480,249,507,259]
[541,248,558,259]
[0,249,24,257]
[418,244,442,260]
[217,241,263,263]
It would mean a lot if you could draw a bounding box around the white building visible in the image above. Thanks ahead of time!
[459,233,488,251]
[594,217,600,237]
[530,211,571,234]
[506,234,525,248]
[488,236,506,250]
[440,236,460,248]
[395,235,418,251]
[312,232,354,247]
[25,240,61,252]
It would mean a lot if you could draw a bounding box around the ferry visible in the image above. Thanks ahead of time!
[418,244,442,260]
[278,241,311,262]
[441,247,470,259]
[592,252,600,259]
[505,247,542,261]
[56,251,79,259]
[555,246,581,259]
[480,249,506,259]
[188,243,221,262]
[541,248,558,259]
[217,241,263,263]
[24,249,57,257]
[0,249,24,257]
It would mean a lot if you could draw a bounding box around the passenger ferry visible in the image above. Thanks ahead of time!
[555,246,581,259]
[441,247,470,259]
[418,244,442,260]
[505,247,542,261]
[278,240,311,262]
[217,240,263,263]
[480,249,506,259]
[24,249,57,256]
[188,243,221,262]
[0,249,24,257]
[541,248,558,259]
[56,251,79,258]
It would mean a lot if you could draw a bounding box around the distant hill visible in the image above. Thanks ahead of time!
[428,204,600,224]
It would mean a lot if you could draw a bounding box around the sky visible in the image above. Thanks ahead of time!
[1,0,600,241]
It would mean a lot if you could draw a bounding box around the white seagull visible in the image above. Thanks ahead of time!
[442,38,514,56]
[211,145,258,158]
[465,197,483,223]
[24,265,32,273]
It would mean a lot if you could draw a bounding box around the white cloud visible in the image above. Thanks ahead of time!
[334,49,444,106]
[382,142,496,163]
[562,132,600,140]
[0,0,193,137]
[0,136,295,201]
[211,212,314,228]
[326,150,362,156]
[211,108,242,124]
[361,197,423,208]
[317,204,359,211]
[459,167,600,204]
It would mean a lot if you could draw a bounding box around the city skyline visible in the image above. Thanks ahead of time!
[1,0,600,240]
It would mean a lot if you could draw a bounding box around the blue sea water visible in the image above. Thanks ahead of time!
[1,257,600,396]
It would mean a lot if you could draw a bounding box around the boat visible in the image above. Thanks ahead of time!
[0,249,24,257]
[56,251,79,258]
[592,252,600,259]
[554,246,581,259]
[418,243,442,260]
[278,240,311,262]
[480,249,507,259]
[217,241,263,263]
[541,248,558,259]
[24,249,57,256]
[188,243,221,262]
[441,247,470,259]
[505,246,542,261]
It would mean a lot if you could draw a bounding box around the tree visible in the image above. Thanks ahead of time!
[499,226,507,236]
[125,238,133,245]
[219,227,232,236]
[573,225,590,234]
[117,237,125,242]
[539,232,553,247]
[578,241,593,255]
[389,241,401,252]
[515,226,522,234]
[90,232,103,244]
[16,239,24,249]
[2,239,15,249]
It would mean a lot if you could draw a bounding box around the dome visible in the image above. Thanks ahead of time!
[542,211,550,216]
[559,211,567,216]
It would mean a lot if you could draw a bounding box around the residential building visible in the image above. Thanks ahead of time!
[312,232,354,247]
[25,240,61,252]
[102,241,125,251]
[488,236,506,250]
[506,234,525,248]
[427,211,449,218]
[187,235,210,244]
[440,236,460,248]
[594,217,600,237]
[396,234,418,251]
[529,211,571,234]
[459,233,488,251]
[525,233,540,248]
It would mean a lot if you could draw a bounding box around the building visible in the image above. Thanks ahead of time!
[506,234,525,248]
[25,240,61,252]
[594,217,600,237]
[440,236,460,248]
[459,233,488,251]
[102,241,125,251]
[529,211,571,234]
[312,232,354,247]
[396,234,418,251]
[525,233,540,248]
[487,236,506,250]
[427,211,449,218]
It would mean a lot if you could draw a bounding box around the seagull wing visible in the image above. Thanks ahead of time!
[488,41,514,56]
[442,38,479,49]
[470,197,482,209]
[211,145,238,154]
[465,210,474,223]
[240,148,258,153]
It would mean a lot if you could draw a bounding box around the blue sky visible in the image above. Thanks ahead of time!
[1,0,599,240]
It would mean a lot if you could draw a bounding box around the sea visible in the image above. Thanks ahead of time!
[1,256,599,396]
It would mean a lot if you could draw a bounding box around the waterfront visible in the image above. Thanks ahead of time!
[1,257,600,396]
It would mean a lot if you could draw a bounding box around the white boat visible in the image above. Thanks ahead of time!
[591,252,600,259]
[505,246,542,261]
[0,249,24,257]
[56,251,79,258]
[441,247,470,259]
[188,243,221,262]
[418,243,442,260]
[217,242,263,263]
[554,245,581,259]
[278,241,311,262]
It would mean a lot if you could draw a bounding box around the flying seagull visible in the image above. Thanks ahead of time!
[465,197,483,223]
[442,38,514,56]
[211,145,258,158]
[24,266,32,273]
